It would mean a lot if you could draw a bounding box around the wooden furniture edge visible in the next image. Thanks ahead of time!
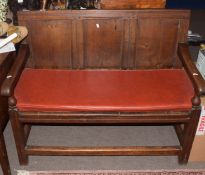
[1,44,30,97]
[17,9,191,20]
[178,43,205,97]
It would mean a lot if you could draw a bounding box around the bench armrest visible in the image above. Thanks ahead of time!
[178,43,205,96]
[1,44,30,97]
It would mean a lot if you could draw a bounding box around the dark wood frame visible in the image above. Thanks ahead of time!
[0,52,16,175]
[1,10,205,166]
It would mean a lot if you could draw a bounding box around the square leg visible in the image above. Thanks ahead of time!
[0,133,11,175]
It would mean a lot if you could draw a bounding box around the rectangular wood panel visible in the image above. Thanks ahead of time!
[28,20,72,69]
[135,18,161,68]
[134,18,184,69]
[18,10,190,69]
[83,19,124,68]
[159,19,180,68]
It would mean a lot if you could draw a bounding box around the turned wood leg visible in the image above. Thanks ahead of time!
[178,108,201,164]
[0,133,11,175]
[9,97,28,165]
[10,113,29,165]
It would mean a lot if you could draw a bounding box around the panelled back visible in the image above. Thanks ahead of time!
[18,10,190,69]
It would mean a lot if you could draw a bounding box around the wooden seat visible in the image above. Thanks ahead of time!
[1,9,205,166]
[15,68,194,112]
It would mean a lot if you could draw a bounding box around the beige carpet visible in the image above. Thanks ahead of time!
[17,170,205,175]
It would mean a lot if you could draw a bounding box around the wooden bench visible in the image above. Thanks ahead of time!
[1,9,205,165]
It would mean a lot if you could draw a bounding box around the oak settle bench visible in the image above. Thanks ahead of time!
[1,9,205,165]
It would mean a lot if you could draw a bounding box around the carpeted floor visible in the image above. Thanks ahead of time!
[17,170,205,175]
[1,10,205,175]
[3,124,205,175]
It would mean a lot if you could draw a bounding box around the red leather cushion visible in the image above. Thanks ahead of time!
[14,68,194,112]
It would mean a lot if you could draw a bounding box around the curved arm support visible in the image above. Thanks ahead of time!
[178,43,205,96]
[1,44,29,97]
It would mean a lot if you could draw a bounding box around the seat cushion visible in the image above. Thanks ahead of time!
[14,68,194,112]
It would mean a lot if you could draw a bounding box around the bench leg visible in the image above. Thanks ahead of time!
[10,110,28,165]
[178,108,201,164]
[0,133,11,175]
